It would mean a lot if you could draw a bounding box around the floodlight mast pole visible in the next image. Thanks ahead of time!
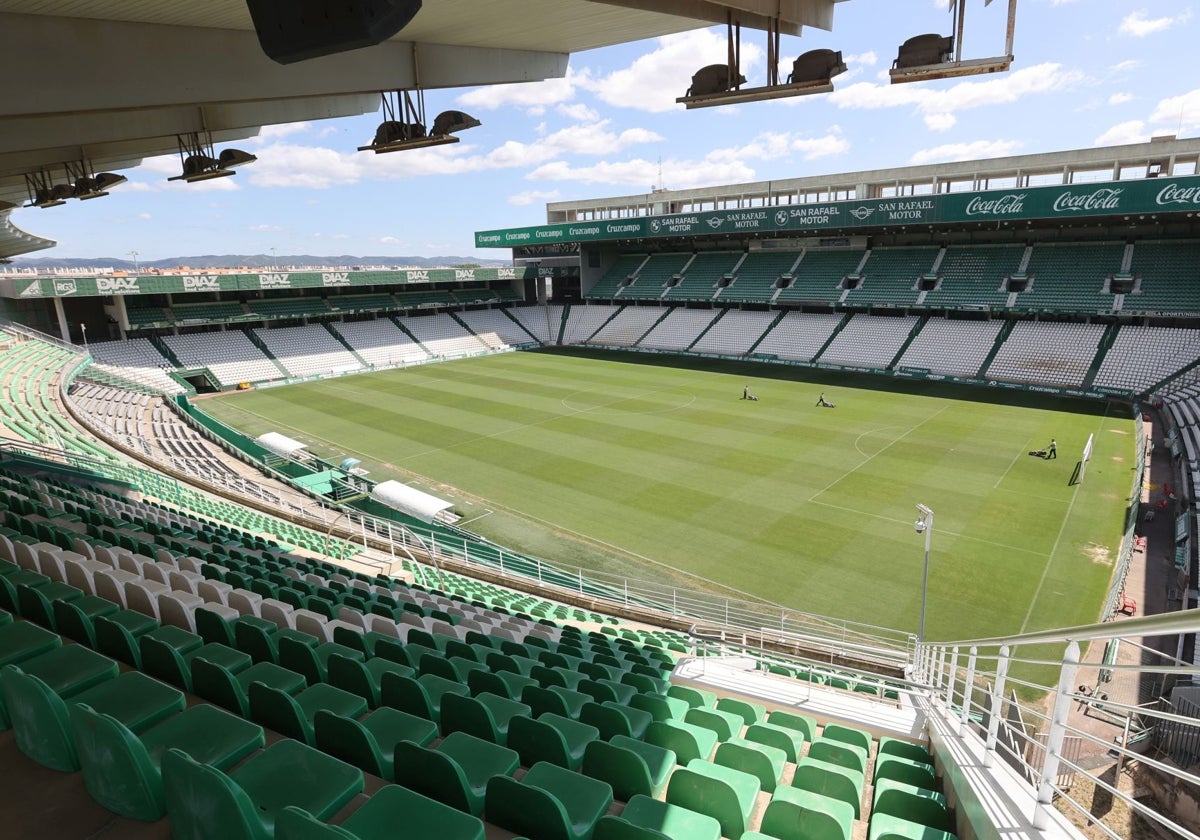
[916,504,933,644]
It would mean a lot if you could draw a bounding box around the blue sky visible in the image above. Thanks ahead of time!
[13,0,1199,261]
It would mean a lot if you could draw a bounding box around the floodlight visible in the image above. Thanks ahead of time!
[687,64,746,97]
[218,149,258,169]
[894,34,954,69]
[168,133,256,182]
[358,90,466,153]
[246,0,422,65]
[431,110,481,137]
[788,49,847,84]
[74,172,128,200]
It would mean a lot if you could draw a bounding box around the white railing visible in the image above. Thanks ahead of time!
[913,609,1200,839]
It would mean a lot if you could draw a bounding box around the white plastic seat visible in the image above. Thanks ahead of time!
[369,615,403,639]
[70,538,96,562]
[326,619,365,640]
[335,607,368,630]
[159,590,205,632]
[126,578,170,619]
[141,562,175,585]
[293,610,332,642]
[226,588,263,617]
[13,540,41,572]
[197,579,233,605]
[94,568,140,607]
[168,569,204,595]
[260,598,296,630]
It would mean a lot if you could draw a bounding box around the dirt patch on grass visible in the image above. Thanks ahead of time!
[1084,542,1112,567]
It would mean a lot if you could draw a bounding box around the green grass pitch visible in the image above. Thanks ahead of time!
[199,347,1136,642]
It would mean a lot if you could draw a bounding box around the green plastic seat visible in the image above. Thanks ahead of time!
[867,814,958,840]
[162,739,364,839]
[71,702,265,821]
[393,730,520,816]
[327,652,413,708]
[509,711,600,771]
[808,738,868,775]
[0,641,117,729]
[249,680,367,745]
[16,579,82,629]
[665,758,760,840]
[714,737,787,793]
[791,757,865,819]
[766,710,818,742]
[666,685,716,709]
[823,722,873,755]
[875,754,938,791]
[761,787,854,840]
[196,606,237,647]
[644,719,718,765]
[314,706,437,780]
[281,783,487,840]
[580,678,637,706]
[618,793,722,840]
[441,691,531,744]
[279,637,364,686]
[485,760,614,840]
[0,619,61,675]
[143,637,252,692]
[468,667,538,701]
[620,672,668,696]
[381,671,469,723]
[715,697,766,727]
[192,657,306,717]
[531,664,587,691]
[872,784,952,833]
[744,721,805,763]
[630,692,689,722]
[685,706,743,741]
[580,700,652,740]
[581,734,676,801]
[878,737,933,765]
[49,595,117,646]
[4,666,181,772]
[95,609,159,667]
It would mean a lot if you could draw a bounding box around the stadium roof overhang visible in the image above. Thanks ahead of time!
[371,480,453,524]
[0,0,848,259]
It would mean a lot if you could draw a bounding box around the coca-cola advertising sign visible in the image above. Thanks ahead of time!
[1051,187,1122,213]
[964,193,1026,216]
[1156,183,1200,207]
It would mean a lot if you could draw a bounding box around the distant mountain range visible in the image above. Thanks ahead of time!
[8,254,511,270]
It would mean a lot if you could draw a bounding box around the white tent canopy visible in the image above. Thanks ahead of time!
[255,432,308,458]
[371,480,453,524]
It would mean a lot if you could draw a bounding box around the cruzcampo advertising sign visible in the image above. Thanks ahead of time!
[474,175,1200,248]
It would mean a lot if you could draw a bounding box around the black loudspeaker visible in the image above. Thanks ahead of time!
[246,0,422,65]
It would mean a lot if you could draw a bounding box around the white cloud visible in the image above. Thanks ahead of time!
[528,157,756,189]
[254,122,312,143]
[1094,120,1149,146]
[1149,87,1200,132]
[846,50,878,67]
[508,189,560,206]
[829,62,1084,126]
[924,112,957,131]
[790,132,850,160]
[538,120,663,156]
[379,236,402,244]
[247,144,361,189]
[1119,9,1191,37]
[135,212,152,220]
[248,224,284,232]
[1109,59,1142,73]
[556,103,600,122]
[582,29,764,113]
[1108,92,1134,105]
[456,68,589,113]
[909,140,1022,165]
[165,176,240,192]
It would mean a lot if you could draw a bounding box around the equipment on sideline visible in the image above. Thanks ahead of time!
[1079,433,1095,482]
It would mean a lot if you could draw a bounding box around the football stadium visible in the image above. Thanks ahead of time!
[0,2,1197,840]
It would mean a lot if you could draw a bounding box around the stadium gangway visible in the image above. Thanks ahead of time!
[911,608,1200,839]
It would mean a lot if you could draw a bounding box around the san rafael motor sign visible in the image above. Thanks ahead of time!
[475,174,1200,248]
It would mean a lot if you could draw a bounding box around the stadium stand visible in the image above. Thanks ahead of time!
[1124,240,1200,315]
[690,310,777,356]
[752,311,845,362]
[819,314,921,368]
[588,255,647,299]
[1014,242,1123,312]
[722,250,798,303]
[508,305,565,345]
[254,324,364,378]
[456,308,540,349]
[326,293,400,315]
[921,245,1021,309]
[171,301,252,325]
[590,306,667,347]
[247,297,331,321]
[162,331,281,387]
[984,320,1105,387]
[1093,326,1200,394]
[331,319,430,368]
[561,304,620,346]
[628,254,693,299]
[843,248,938,307]
[894,319,1004,377]
[776,249,865,305]
[403,313,492,358]
[638,308,720,350]
[663,252,742,301]
[87,339,185,396]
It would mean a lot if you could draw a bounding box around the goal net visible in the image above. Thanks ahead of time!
[1079,433,1095,482]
